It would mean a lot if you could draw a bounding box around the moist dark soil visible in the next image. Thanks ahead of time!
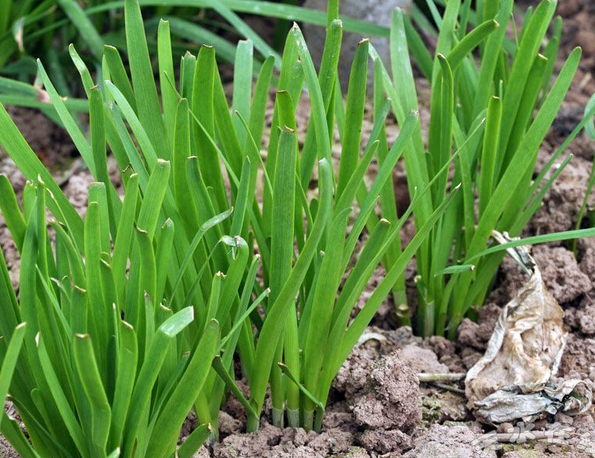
[1,1,595,457]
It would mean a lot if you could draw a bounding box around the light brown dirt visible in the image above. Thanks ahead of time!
[213,422,353,458]
[351,352,421,433]
[403,423,496,458]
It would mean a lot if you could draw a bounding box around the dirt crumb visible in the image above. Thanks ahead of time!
[62,171,95,217]
[578,295,595,335]
[357,428,411,454]
[212,422,352,458]
[403,423,496,458]
[335,447,370,458]
[334,345,377,400]
[457,303,502,351]
[558,333,595,381]
[223,378,250,425]
[565,294,595,335]
[0,224,19,290]
[192,446,210,458]
[421,392,469,424]
[399,344,450,374]
[460,346,483,371]
[334,327,423,399]
[579,245,595,280]
[533,245,593,304]
[427,336,465,373]
[321,409,354,433]
[352,352,421,432]
[219,411,243,437]
[531,157,594,233]
[500,451,546,458]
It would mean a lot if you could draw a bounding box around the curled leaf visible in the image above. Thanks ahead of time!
[475,380,592,424]
[465,231,592,424]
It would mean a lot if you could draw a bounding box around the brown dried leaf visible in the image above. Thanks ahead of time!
[464,232,592,424]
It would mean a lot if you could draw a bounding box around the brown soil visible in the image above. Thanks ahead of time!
[1,1,595,457]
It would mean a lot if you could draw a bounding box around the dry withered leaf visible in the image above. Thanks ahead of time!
[465,231,592,424]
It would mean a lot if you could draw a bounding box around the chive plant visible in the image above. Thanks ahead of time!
[376,0,595,338]
[0,0,454,438]
[0,107,267,456]
[0,0,271,452]
[109,0,453,433]
[241,24,456,432]
[147,0,454,432]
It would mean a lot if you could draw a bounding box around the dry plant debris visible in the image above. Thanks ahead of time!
[466,231,593,425]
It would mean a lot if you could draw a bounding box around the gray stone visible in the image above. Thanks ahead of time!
[303,0,413,88]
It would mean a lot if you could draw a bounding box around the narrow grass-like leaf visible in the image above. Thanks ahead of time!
[468,228,595,260]
[73,334,111,454]
[478,96,502,215]
[145,319,219,458]
[232,40,254,145]
[177,424,211,458]
[0,323,27,431]
[136,159,170,239]
[158,19,177,146]
[337,38,369,198]
[104,45,137,113]
[125,0,169,160]
[109,321,137,452]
